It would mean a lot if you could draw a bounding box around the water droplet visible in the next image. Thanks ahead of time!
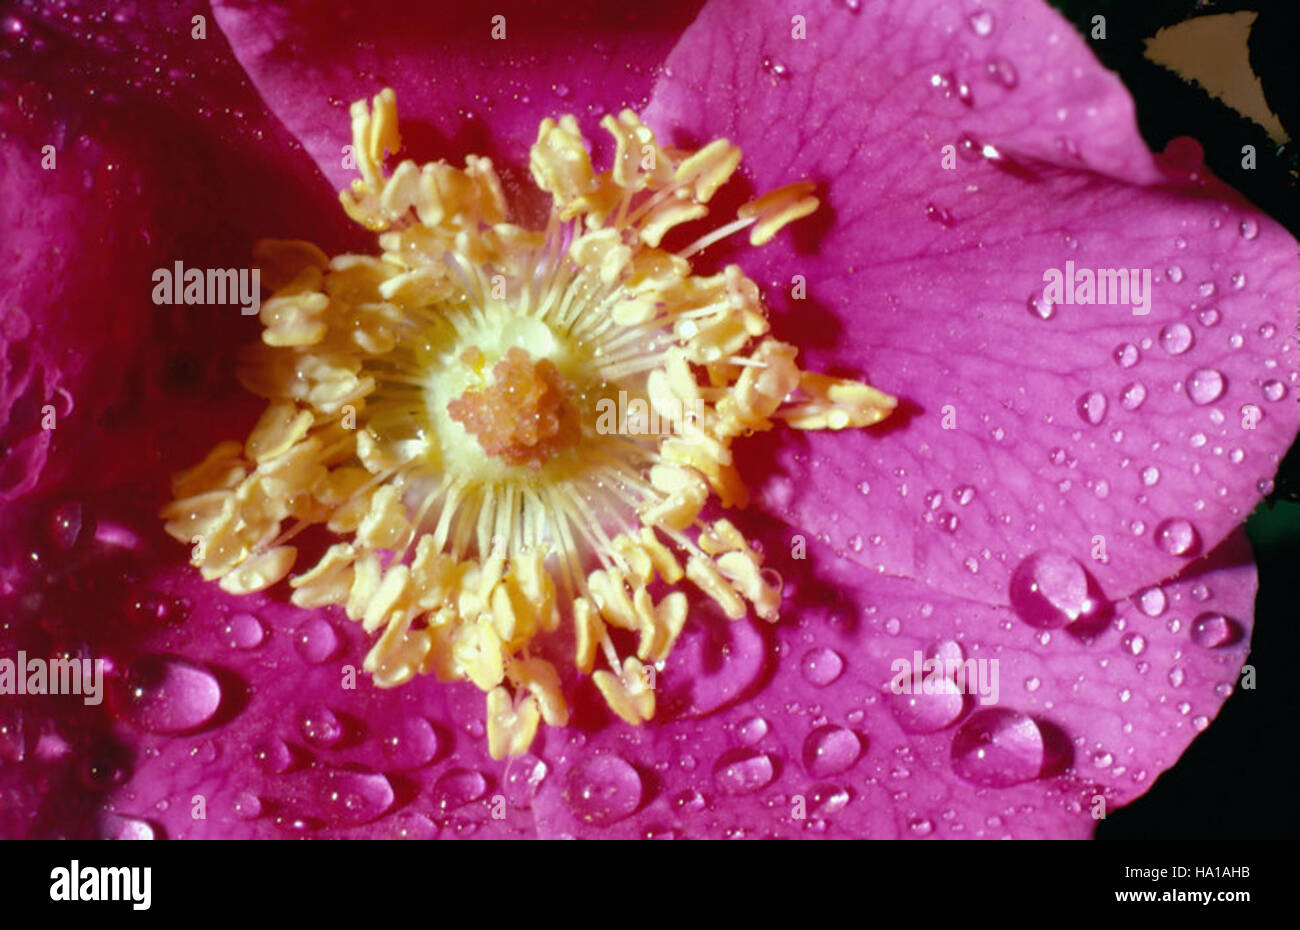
[950,708,1044,788]
[968,9,995,35]
[221,612,264,650]
[1076,391,1107,425]
[1121,632,1147,656]
[1186,368,1225,405]
[737,716,769,744]
[1141,466,1160,487]
[1190,612,1241,648]
[1262,380,1287,402]
[1168,667,1186,688]
[294,617,339,664]
[926,202,954,225]
[1238,218,1258,240]
[433,767,488,811]
[1198,307,1220,326]
[1113,343,1140,368]
[114,656,222,734]
[953,485,975,506]
[502,755,548,810]
[253,737,293,774]
[562,756,642,825]
[377,716,438,770]
[298,705,345,748]
[761,57,791,79]
[232,791,262,821]
[48,501,84,550]
[800,648,844,687]
[1259,323,1277,339]
[808,784,851,817]
[802,725,862,777]
[1229,272,1246,290]
[1028,293,1056,320]
[1159,323,1194,355]
[1166,265,1184,283]
[712,749,776,796]
[985,57,1018,88]
[887,677,965,733]
[552,82,570,99]
[1197,281,1216,298]
[1153,518,1199,557]
[1120,382,1147,410]
[1008,550,1108,629]
[287,768,394,828]
[98,813,157,840]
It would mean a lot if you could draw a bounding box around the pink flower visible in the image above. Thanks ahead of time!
[1,0,1295,839]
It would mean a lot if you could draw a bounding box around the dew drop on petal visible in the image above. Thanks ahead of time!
[886,677,966,733]
[253,737,293,775]
[376,716,438,770]
[294,617,340,664]
[1186,368,1225,405]
[737,716,769,745]
[968,9,994,35]
[712,749,776,796]
[950,708,1045,788]
[1008,550,1107,629]
[800,647,845,687]
[1159,323,1194,355]
[298,705,345,748]
[801,725,863,777]
[1076,391,1107,425]
[1113,343,1140,368]
[1119,382,1147,411]
[563,755,642,825]
[1153,518,1199,557]
[221,612,265,650]
[1239,218,1258,240]
[433,767,488,811]
[1190,612,1241,648]
[1262,380,1287,402]
[114,656,222,735]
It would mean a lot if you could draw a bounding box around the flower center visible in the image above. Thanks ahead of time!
[163,88,897,761]
[447,346,582,469]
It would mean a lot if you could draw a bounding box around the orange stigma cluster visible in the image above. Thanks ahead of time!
[162,88,895,759]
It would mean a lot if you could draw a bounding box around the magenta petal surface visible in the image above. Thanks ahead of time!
[212,0,704,192]
[644,0,1299,606]
[527,526,1256,838]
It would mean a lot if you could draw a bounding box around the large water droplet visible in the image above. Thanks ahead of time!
[1119,382,1147,411]
[563,755,642,825]
[950,708,1045,788]
[1186,368,1225,405]
[98,813,157,840]
[253,737,293,774]
[801,725,862,777]
[1262,380,1287,402]
[221,612,265,650]
[887,676,966,733]
[1190,612,1242,648]
[294,617,339,664]
[433,767,488,810]
[298,705,345,748]
[800,647,844,687]
[503,754,548,810]
[737,716,769,744]
[1076,391,1107,425]
[284,768,395,828]
[1159,323,1194,355]
[712,749,776,796]
[376,716,438,770]
[114,656,222,734]
[1113,343,1140,368]
[1153,518,1199,557]
[1008,551,1108,630]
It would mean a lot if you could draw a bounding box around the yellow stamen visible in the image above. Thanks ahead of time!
[163,90,895,759]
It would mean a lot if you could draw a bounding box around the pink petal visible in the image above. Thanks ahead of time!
[527,524,1255,838]
[212,0,705,192]
[643,0,1299,606]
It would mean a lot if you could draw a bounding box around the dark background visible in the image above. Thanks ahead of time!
[1043,0,1299,840]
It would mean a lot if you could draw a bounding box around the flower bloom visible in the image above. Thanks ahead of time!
[0,0,1295,839]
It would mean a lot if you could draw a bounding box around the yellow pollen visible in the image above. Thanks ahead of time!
[164,89,897,760]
